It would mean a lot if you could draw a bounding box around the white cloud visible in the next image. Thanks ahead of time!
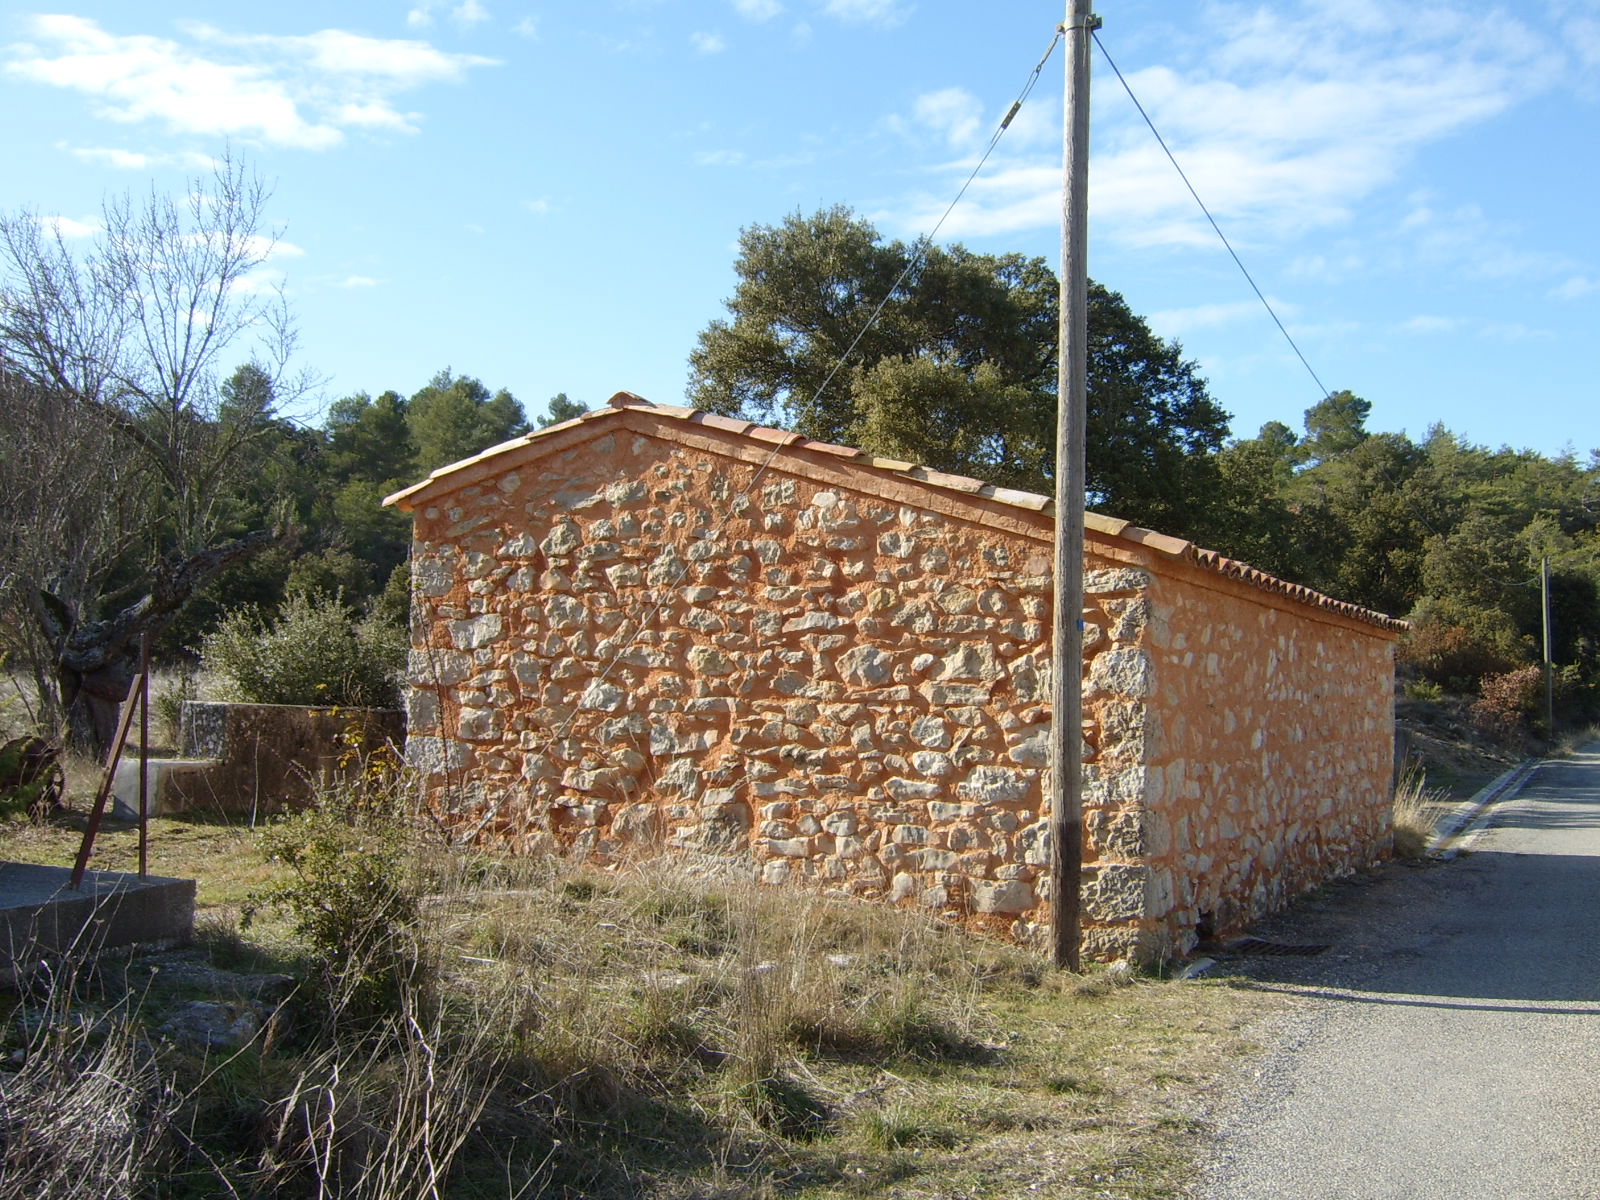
[822,0,909,25]
[1402,315,1460,334]
[39,215,101,239]
[1552,275,1598,300]
[513,16,540,38]
[3,15,496,151]
[406,2,488,28]
[1148,298,1288,336]
[523,198,552,215]
[1480,321,1555,342]
[881,3,1561,249]
[691,32,727,54]
[185,231,304,261]
[732,0,783,20]
[336,275,379,288]
[911,88,982,149]
[694,149,745,166]
[68,145,214,170]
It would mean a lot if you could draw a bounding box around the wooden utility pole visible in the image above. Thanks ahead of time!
[1051,0,1097,971]
[1542,556,1555,736]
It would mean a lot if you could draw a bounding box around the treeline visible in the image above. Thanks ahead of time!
[1,172,1594,745]
[163,367,580,650]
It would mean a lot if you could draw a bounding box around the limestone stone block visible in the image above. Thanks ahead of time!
[580,682,626,711]
[405,689,439,733]
[407,736,468,773]
[762,860,791,885]
[498,532,539,558]
[939,643,1002,682]
[918,681,990,706]
[956,765,1031,804]
[1088,648,1153,699]
[910,716,950,749]
[541,520,581,555]
[972,879,1034,914]
[837,645,893,686]
[1085,568,1150,595]
[413,554,455,597]
[1082,863,1153,923]
[457,706,502,740]
[1006,727,1050,767]
[1018,819,1050,866]
[821,810,858,836]
[447,613,504,651]
[885,777,940,802]
[688,646,737,676]
[927,800,980,822]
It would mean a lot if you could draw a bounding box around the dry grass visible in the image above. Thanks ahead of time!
[1,796,1277,1199]
[1390,760,1449,860]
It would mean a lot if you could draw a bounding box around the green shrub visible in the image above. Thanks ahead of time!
[245,789,421,1023]
[201,591,405,708]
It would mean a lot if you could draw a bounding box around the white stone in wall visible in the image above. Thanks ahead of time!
[1018,819,1050,866]
[1088,648,1153,698]
[885,777,940,801]
[956,765,1030,804]
[910,716,950,749]
[580,682,626,711]
[972,879,1034,914]
[413,555,455,597]
[837,645,892,686]
[1085,568,1150,594]
[498,533,539,558]
[938,644,1002,682]
[405,689,439,732]
[408,736,468,773]
[410,648,473,687]
[1006,727,1050,767]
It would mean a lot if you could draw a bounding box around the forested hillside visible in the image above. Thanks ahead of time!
[2,188,1595,746]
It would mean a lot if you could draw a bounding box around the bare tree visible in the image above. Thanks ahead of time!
[0,153,310,749]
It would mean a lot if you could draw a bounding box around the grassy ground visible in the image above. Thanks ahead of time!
[1,807,1281,1200]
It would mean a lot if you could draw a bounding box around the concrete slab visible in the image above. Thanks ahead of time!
[0,861,196,985]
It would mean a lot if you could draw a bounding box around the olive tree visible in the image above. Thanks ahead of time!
[0,154,310,749]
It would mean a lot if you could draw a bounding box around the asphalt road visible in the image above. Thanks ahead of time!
[1193,743,1600,1200]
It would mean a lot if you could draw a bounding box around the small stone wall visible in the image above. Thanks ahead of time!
[170,701,405,815]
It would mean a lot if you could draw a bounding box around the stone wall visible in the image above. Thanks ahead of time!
[397,407,1401,961]
[1139,567,1396,949]
[403,426,1184,955]
[170,701,405,814]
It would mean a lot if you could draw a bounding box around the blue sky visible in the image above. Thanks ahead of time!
[3,0,1597,460]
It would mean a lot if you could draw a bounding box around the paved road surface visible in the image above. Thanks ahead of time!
[1194,743,1600,1200]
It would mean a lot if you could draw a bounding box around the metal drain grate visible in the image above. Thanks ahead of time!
[1224,937,1332,957]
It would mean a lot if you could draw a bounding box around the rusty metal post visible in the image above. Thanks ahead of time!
[138,631,150,878]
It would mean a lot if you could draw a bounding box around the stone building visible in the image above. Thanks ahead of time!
[385,393,1405,961]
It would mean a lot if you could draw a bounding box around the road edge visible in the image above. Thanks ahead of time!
[1428,757,1542,857]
